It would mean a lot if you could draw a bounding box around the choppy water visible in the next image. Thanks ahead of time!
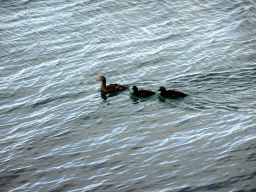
[1,0,256,191]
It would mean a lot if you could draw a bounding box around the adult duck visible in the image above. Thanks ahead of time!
[132,86,155,97]
[97,76,128,93]
[158,87,187,98]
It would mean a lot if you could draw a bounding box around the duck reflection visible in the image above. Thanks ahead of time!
[130,93,152,104]
[100,91,120,100]
[101,91,107,100]
[158,96,166,102]
[131,97,139,104]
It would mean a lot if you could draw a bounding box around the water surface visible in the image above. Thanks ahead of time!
[1,0,256,191]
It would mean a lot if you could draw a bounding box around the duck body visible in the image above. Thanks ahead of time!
[132,86,155,97]
[158,87,187,98]
[97,76,128,93]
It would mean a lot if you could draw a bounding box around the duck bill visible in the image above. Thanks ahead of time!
[157,89,160,91]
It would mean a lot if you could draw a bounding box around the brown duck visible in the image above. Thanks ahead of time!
[158,87,187,98]
[132,86,155,97]
[97,76,128,93]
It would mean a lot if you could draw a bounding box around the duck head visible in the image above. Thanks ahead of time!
[97,76,106,82]
[157,87,166,92]
[132,86,138,93]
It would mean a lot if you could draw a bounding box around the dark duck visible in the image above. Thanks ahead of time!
[97,76,128,93]
[158,87,187,98]
[132,86,155,97]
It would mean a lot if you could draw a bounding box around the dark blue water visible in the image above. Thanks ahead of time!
[1,0,256,191]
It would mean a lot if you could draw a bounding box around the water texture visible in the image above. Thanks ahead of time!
[1,0,256,191]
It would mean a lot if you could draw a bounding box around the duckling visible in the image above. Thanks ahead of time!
[97,76,128,93]
[132,86,155,97]
[158,87,187,98]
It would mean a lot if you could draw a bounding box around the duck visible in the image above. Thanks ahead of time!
[97,76,128,93]
[158,87,187,98]
[132,86,156,97]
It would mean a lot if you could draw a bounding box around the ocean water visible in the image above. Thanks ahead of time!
[1,0,256,191]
